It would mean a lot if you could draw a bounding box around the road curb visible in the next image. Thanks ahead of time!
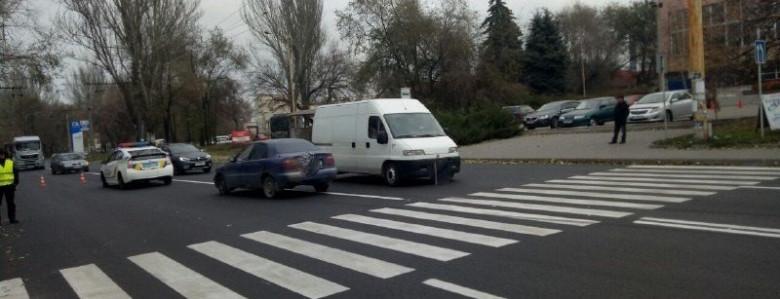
[463,158,780,167]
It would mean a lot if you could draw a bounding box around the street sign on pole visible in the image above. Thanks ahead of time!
[755,40,767,65]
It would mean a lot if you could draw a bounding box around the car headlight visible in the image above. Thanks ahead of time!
[403,149,425,156]
[649,107,660,113]
[179,157,190,162]
[448,147,457,153]
[205,154,211,159]
[574,115,585,119]
[539,115,550,119]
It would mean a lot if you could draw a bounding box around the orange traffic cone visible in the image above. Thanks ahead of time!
[39,175,46,188]
[737,99,744,108]
[80,172,87,184]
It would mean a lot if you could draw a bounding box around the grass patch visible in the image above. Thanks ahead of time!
[652,117,780,149]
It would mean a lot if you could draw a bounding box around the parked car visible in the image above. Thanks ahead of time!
[524,100,579,129]
[213,138,337,198]
[559,97,617,127]
[628,90,696,123]
[159,143,212,175]
[100,143,173,189]
[50,152,89,175]
[501,105,536,122]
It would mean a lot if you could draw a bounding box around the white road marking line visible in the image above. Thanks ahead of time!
[611,168,780,176]
[174,179,215,185]
[440,197,632,218]
[332,214,517,247]
[635,218,780,239]
[471,192,663,210]
[289,222,469,261]
[423,278,506,299]
[627,165,780,172]
[738,186,780,190]
[60,264,131,299]
[523,183,716,196]
[371,208,561,236]
[128,252,245,299]
[588,172,777,180]
[242,231,414,279]
[640,217,780,234]
[323,192,404,201]
[569,175,759,185]
[547,179,736,191]
[189,241,348,299]
[407,202,598,227]
[497,188,690,203]
[0,278,30,299]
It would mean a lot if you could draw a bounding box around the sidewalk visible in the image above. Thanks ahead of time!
[460,118,780,166]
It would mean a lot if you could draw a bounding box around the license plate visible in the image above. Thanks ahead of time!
[142,161,158,169]
[195,162,206,166]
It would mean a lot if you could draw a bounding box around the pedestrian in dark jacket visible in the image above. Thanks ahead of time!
[610,95,630,144]
[0,148,20,225]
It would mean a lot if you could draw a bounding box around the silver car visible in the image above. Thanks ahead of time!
[628,90,696,123]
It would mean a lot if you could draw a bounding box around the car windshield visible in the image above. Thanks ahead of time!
[537,102,562,112]
[636,93,666,104]
[60,153,85,160]
[274,140,320,154]
[575,100,599,110]
[168,144,199,154]
[384,113,446,139]
[15,141,41,151]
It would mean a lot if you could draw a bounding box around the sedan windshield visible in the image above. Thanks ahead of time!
[15,141,41,151]
[537,102,561,112]
[168,144,199,154]
[636,93,666,104]
[575,100,599,110]
[384,113,446,139]
[60,153,86,160]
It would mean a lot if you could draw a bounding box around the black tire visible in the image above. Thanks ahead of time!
[117,173,126,190]
[174,167,183,176]
[262,175,279,198]
[597,120,605,126]
[51,167,56,175]
[666,110,673,122]
[314,183,329,193]
[383,163,401,186]
[526,125,535,130]
[162,177,172,185]
[215,175,231,195]
[551,117,559,129]
[203,167,211,174]
[100,172,109,188]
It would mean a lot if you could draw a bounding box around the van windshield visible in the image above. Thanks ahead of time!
[384,113,446,139]
[15,141,41,151]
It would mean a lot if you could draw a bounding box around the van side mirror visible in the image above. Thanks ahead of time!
[377,131,388,144]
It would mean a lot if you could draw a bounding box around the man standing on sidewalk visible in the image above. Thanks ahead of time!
[610,95,629,144]
[0,148,20,225]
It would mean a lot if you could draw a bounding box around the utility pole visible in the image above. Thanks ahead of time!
[654,0,668,139]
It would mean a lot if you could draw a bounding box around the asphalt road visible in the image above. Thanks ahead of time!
[2,163,780,298]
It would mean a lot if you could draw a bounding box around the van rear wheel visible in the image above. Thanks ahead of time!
[384,163,401,186]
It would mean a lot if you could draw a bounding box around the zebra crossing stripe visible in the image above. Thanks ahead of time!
[407,202,598,227]
[627,165,780,172]
[440,197,632,218]
[0,278,29,299]
[423,278,506,299]
[371,208,561,236]
[635,217,780,239]
[242,231,414,279]
[569,176,759,185]
[523,183,716,196]
[587,172,777,180]
[128,252,245,299]
[547,179,736,191]
[471,192,663,210]
[610,168,780,176]
[289,222,470,262]
[497,188,690,203]
[332,214,517,247]
[189,241,348,299]
[60,264,130,299]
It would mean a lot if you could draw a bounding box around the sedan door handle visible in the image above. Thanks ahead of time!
[366,142,370,148]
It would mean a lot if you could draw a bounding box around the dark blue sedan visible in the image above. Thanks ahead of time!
[213,138,337,198]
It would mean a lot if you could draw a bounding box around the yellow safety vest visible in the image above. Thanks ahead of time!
[0,159,14,186]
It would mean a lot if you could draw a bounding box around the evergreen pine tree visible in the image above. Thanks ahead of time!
[524,9,568,94]
[480,0,524,82]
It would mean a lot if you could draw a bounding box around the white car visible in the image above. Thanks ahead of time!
[629,90,696,123]
[100,144,173,189]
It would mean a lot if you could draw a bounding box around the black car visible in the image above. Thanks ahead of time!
[50,152,89,175]
[523,100,579,129]
[159,143,212,174]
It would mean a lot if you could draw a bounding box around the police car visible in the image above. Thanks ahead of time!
[100,142,174,189]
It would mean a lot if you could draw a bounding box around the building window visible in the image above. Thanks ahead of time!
[670,9,689,56]
[703,3,725,26]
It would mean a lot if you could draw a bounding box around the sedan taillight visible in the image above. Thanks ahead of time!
[282,159,300,171]
[325,155,335,167]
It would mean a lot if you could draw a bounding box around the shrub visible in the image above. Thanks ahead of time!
[435,105,521,145]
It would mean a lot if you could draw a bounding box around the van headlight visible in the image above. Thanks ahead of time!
[448,147,457,153]
[403,149,425,156]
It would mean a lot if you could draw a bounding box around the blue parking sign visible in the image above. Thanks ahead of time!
[755,40,767,64]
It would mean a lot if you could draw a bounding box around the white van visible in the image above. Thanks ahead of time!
[312,99,460,186]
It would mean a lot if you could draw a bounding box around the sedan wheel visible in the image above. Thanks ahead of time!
[262,176,279,198]
[314,183,329,193]
[216,176,231,195]
[551,118,559,129]
[666,111,673,122]
[117,173,126,190]
[588,118,595,127]
[100,172,108,188]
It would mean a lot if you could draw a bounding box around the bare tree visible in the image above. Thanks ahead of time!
[57,0,201,141]
[242,0,325,110]
[0,0,59,87]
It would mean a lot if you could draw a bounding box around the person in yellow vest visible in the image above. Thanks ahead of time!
[0,148,20,225]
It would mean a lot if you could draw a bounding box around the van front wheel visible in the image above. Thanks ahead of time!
[384,163,401,187]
